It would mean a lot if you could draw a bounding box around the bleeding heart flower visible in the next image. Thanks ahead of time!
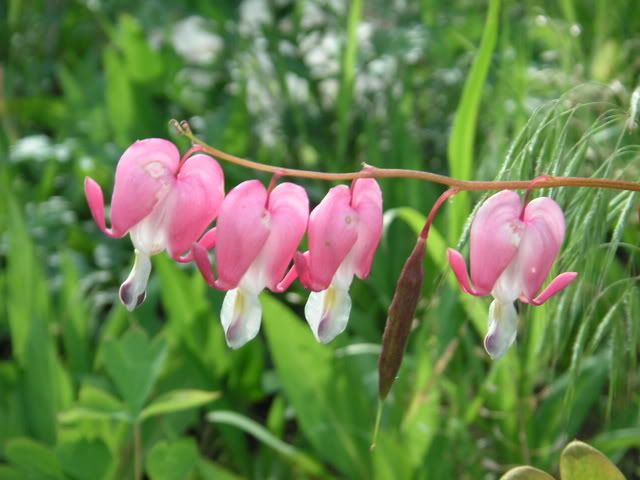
[85,138,224,311]
[447,190,577,358]
[287,178,383,343]
[193,179,309,348]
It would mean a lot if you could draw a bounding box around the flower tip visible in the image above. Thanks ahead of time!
[119,281,146,311]
[483,333,505,360]
[119,252,152,312]
[483,300,518,359]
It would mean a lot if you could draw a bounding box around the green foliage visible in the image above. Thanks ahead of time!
[2,0,640,478]
[501,440,626,480]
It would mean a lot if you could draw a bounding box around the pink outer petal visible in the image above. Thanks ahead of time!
[166,154,225,258]
[447,248,487,296]
[518,197,566,299]
[300,185,358,291]
[193,242,216,287]
[110,139,180,235]
[521,272,578,306]
[176,227,217,263]
[215,180,270,290]
[261,183,309,291]
[350,179,383,279]
[470,190,523,293]
[84,177,122,238]
[275,264,299,293]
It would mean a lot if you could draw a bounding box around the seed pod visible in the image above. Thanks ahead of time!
[377,236,425,400]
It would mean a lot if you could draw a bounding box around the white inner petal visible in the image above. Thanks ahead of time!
[129,195,173,256]
[305,284,352,344]
[221,288,263,349]
[484,299,519,359]
[491,257,522,303]
[119,251,152,311]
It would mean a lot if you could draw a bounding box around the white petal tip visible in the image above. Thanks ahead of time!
[119,253,151,311]
[484,300,518,359]
[221,289,263,349]
[305,286,352,344]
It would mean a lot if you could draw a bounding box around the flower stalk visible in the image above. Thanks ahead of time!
[171,119,640,193]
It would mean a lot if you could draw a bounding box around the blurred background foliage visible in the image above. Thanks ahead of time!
[1,0,640,478]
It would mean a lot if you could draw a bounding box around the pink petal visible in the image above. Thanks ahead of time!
[350,179,383,279]
[302,185,358,291]
[110,139,180,235]
[193,241,216,287]
[260,183,309,291]
[523,271,578,306]
[292,251,311,289]
[447,248,486,296]
[523,197,566,246]
[84,177,121,238]
[518,197,566,299]
[275,265,298,293]
[166,154,225,258]
[176,227,217,263]
[215,180,270,290]
[470,190,523,293]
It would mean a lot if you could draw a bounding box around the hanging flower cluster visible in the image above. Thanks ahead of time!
[85,139,383,348]
[86,138,576,359]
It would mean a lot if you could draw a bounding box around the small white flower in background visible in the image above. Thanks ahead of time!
[172,16,223,65]
[10,135,52,163]
[285,73,310,104]
[627,86,640,131]
[11,136,74,164]
[302,32,340,77]
[239,0,272,35]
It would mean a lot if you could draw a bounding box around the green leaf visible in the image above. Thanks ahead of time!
[560,441,625,480]
[207,410,328,477]
[104,46,135,146]
[59,383,130,423]
[500,466,556,480]
[0,466,22,480]
[261,295,371,478]
[59,252,91,376]
[447,0,501,242]
[20,314,58,445]
[140,389,219,422]
[57,439,111,480]
[146,438,200,480]
[5,438,64,480]
[103,328,168,416]
[196,459,243,480]
[335,0,363,166]
[113,14,163,83]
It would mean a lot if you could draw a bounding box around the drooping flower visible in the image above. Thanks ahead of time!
[193,180,309,348]
[84,139,224,310]
[447,190,577,358]
[286,178,383,343]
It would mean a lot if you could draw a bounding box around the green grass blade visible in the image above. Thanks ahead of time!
[447,0,501,242]
[207,410,329,477]
[335,0,363,168]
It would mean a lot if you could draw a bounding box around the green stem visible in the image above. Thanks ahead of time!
[171,120,640,193]
[370,399,384,451]
[134,421,142,480]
